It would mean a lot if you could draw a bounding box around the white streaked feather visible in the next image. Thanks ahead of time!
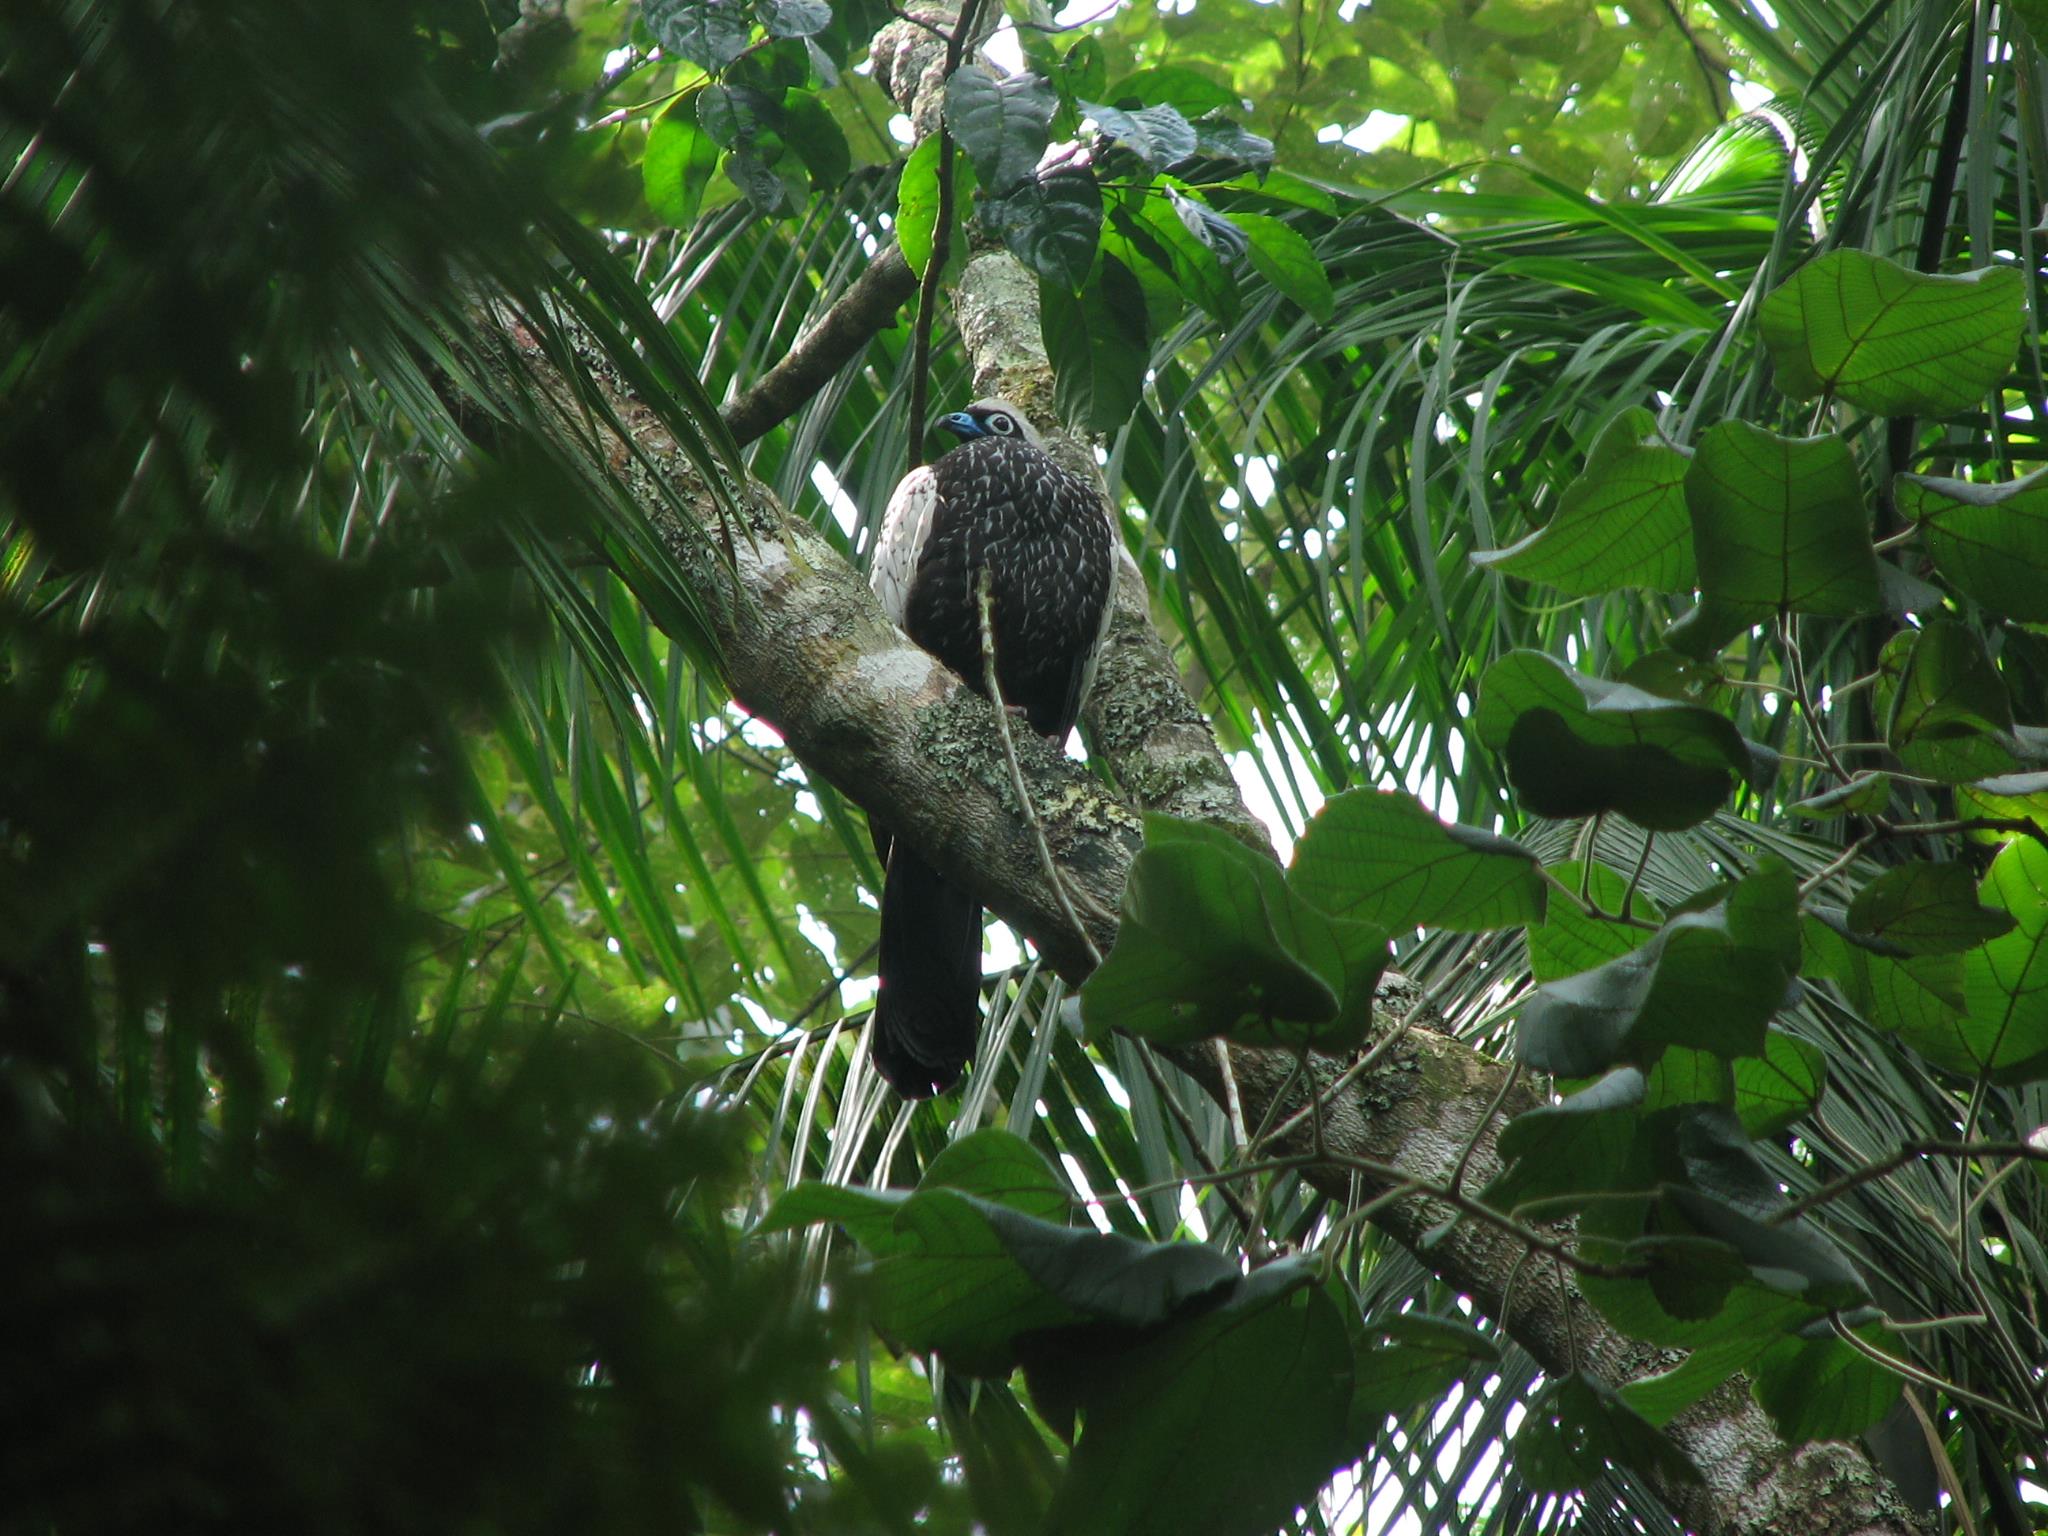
[1069,517,1123,728]
[870,465,939,625]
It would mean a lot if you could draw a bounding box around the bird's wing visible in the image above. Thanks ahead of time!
[1065,536,1125,733]
[870,465,941,626]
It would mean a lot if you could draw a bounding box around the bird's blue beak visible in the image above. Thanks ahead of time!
[936,410,984,440]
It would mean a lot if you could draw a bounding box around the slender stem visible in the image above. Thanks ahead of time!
[1828,1314,2041,1431]
[1450,1060,1522,1199]
[1773,1138,2048,1223]
[904,0,980,472]
[1133,1040,1258,1235]
[976,570,1101,961]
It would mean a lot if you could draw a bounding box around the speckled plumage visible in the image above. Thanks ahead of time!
[866,401,1116,1098]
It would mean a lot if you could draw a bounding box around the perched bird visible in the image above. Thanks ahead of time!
[866,398,1117,1097]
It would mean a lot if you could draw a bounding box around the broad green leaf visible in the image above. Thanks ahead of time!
[780,92,850,187]
[920,1128,1071,1222]
[1104,64,1241,118]
[1486,1068,1649,1212]
[643,98,720,229]
[1232,213,1334,323]
[1886,619,2020,783]
[1513,1373,1703,1495]
[764,0,831,35]
[1041,1262,1354,1536]
[1958,836,2048,1079]
[1057,35,1106,101]
[1474,651,1770,831]
[1847,860,2016,954]
[945,65,1056,192]
[1526,861,1663,983]
[1789,772,1892,820]
[645,0,753,70]
[1684,423,1880,620]
[723,146,805,215]
[1760,249,2024,416]
[981,1201,1239,1327]
[1803,911,1965,1042]
[875,1189,1101,1374]
[1731,1030,1826,1138]
[1123,196,1237,324]
[1472,409,1695,595]
[1347,1313,1499,1433]
[1957,772,2048,847]
[1639,1046,1732,1113]
[698,81,775,147]
[1081,816,1388,1052]
[1753,1326,1901,1442]
[896,135,943,278]
[1171,114,1276,182]
[1288,787,1546,932]
[1589,1252,1815,1363]
[1081,101,1198,168]
[1515,863,1800,1076]
[981,171,1103,291]
[755,1183,911,1248]
[1896,468,2048,622]
[1043,253,1149,432]
[1666,1108,1866,1303]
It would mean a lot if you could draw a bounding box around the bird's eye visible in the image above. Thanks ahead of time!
[990,414,1015,434]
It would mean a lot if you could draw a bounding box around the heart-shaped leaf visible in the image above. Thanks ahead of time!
[1288,788,1545,932]
[1760,249,2024,416]
[1848,860,2016,954]
[1082,816,1388,1052]
[1515,863,1800,1076]
[1896,467,2048,623]
[1956,835,2048,1080]
[1473,409,1695,595]
[1684,423,1880,620]
[1039,1262,1355,1536]
[1475,651,1770,831]
[1886,619,2020,783]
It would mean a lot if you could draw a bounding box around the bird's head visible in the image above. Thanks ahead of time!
[936,398,1043,449]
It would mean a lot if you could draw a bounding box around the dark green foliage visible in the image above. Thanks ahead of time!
[0,5,867,1531]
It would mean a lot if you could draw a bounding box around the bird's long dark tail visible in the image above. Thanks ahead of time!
[873,842,983,1098]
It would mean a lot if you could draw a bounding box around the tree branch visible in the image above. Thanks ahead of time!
[718,243,919,447]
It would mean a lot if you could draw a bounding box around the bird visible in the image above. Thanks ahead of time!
[865,398,1117,1097]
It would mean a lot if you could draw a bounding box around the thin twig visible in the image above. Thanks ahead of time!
[1780,613,1856,785]
[1133,1040,1259,1234]
[1796,834,1873,898]
[1214,1038,1251,1154]
[1256,948,1487,1154]
[1450,1060,1522,1199]
[1828,1314,2044,1431]
[904,0,981,471]
[1617,830,1654,921]
[1774,1138,2048,1223]
[976,570,1101,962]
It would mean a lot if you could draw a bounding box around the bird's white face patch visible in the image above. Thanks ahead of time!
[962,397,1044,449]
